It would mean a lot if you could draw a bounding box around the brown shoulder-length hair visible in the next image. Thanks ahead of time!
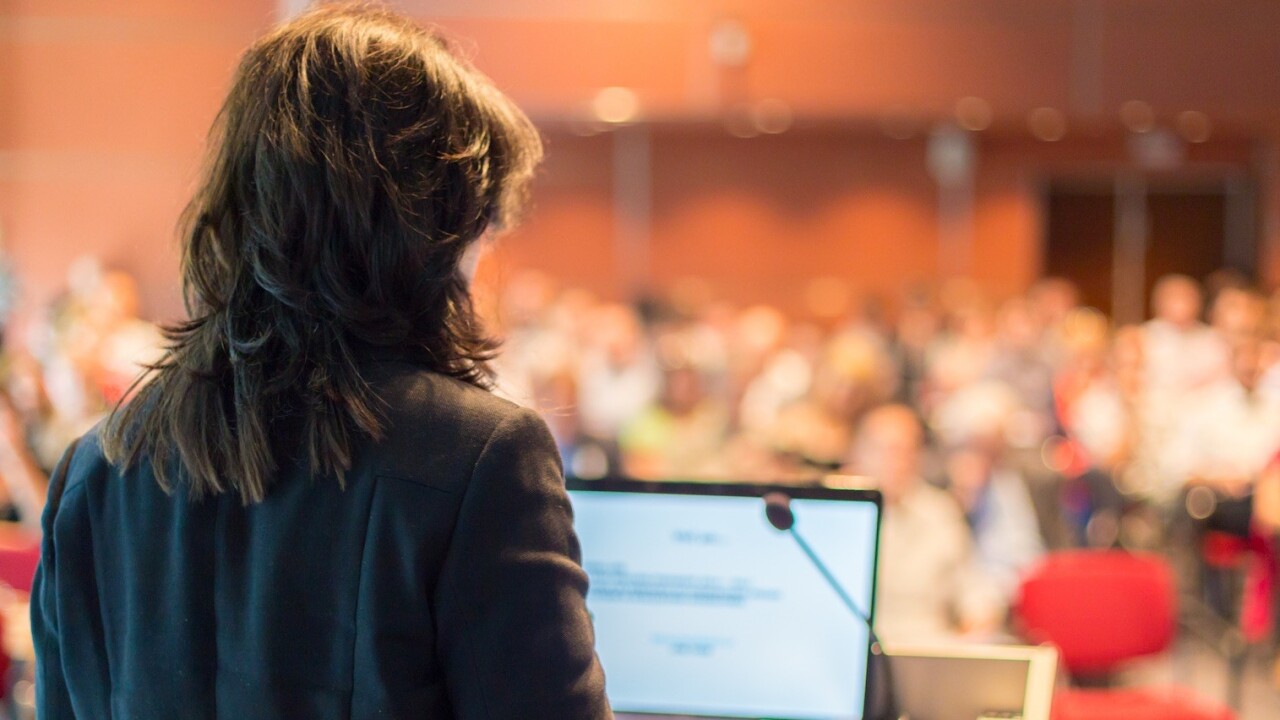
[102,3,543,503]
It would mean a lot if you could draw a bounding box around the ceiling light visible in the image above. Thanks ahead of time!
[592,87,640,124]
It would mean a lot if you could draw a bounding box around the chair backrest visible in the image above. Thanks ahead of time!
[1014,550,1175,677]
[0,542,41,594]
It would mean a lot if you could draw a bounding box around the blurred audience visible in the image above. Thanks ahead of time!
[0,251,1277,659]
[0,257,163,529]
[945,441,1044,602]
[620,348,729,479]
[1168,338,1280,504]
[489,266,1280,654]
[1136,275,1232,501]
[847,404,1004,642]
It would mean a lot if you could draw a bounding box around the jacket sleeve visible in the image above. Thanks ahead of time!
[30,442,80,720]
[435,406,612,719]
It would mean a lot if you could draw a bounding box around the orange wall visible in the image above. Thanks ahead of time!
[478,133,619,301]
[647,131,942,312]
[0,0,276,322]
[482,127,1261,317]
[421,0,1280,124]
[3,1,1279,324]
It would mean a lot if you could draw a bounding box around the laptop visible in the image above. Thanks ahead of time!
[884,643,1059,720]
[566,478,883,720]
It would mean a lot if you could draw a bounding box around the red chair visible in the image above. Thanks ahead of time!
[0,538,41,595]
[0,531,36,702]
[1200,531,1250,571]
[1015,550,1235,720]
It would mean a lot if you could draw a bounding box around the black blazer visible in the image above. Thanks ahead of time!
[31,360,613,719]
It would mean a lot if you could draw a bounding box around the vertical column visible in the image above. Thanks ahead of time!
[1112,173,1147,325]
[928,125,976,279]
[1255,137,1280,288]
[1222,172,1254,275]
[612,125,653,298]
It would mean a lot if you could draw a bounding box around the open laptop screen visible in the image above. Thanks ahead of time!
[567,480,882,720]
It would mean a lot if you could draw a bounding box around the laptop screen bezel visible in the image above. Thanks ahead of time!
[565,477,884,720]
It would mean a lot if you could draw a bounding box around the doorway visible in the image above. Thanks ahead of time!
[1043,175,1255,323]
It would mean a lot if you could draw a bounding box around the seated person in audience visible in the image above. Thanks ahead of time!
[1137,275,1230,501]
[987,297,1055,427]
[846,404,1004,642]
[770,332,893,470]
[1052,309,1132,545]
[576,303,660,442]
[1144,274,1229,392]
[929,380,1045,591]
[1210,283,1267,349]
[945,441,1045,602]
[1027,276,1081,372]
[987,299,1062,546]
[923,287,998,414]
[888,285,940,408]
[24,262,163,471]
[619,347,728,480]
[0,395,48,529]
[728,305,791,403]
[737,342,813,447]
[529,367,618,481]
[1167,337,1280,508]
[490,271,573,406]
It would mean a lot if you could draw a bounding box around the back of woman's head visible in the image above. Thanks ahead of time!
[103,3,543,503]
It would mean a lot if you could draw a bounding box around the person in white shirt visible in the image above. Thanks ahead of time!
[1136,275,1231,501]
[946,443,1045,603]
[575,303,660,439]
[1167,338,1280,500]
[847,404,1004,643]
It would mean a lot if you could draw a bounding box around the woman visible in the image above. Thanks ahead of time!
[31,5,611,718]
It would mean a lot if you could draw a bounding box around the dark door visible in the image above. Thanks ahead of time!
[1043,185,1116,315]
[1145,190,1228,311]
[1044,179,1250,321]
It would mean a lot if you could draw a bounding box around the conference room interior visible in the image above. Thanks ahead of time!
[5,1,1280,719]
